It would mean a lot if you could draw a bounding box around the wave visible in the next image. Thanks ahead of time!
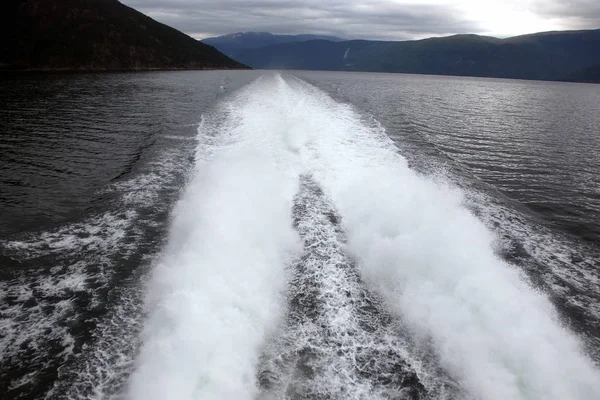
[127,76,301,400]
[127,73,600,400]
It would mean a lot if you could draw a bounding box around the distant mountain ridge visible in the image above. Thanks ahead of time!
[202,32,345,58]
[1,0,246,71]
[223,29,600,83]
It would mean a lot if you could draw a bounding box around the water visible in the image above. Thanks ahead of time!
[0,71,599,400]
[294,72,600,245]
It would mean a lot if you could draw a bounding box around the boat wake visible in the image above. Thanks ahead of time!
[124,73,600,400]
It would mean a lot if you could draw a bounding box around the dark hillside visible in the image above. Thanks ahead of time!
[201,32,344,57]
[563,64,600,83]
[234,29,600,83]
[1,0,247,71]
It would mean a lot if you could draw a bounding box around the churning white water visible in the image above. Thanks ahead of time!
[127,74,600,400]
[126,76,302,400]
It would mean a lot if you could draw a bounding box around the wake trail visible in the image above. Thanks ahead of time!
[126,73,600,400]
[258,175,457,399]
[126,76,301,400]
[276,76,600,400]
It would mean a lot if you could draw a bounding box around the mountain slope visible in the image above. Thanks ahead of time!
[202,32,344,58]
[1,0,247,71]
[563,64,600,83]
[234,29,600,82]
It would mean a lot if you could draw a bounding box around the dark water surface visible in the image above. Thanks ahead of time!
[0,71,262,399]
[0,72,259,236]
[295,72,600,245]
[1,71,599,400]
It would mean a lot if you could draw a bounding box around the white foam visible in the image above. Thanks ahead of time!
[127,73,600,400]
[258,176,461,399]
[0,141,191,395]
[272,76,600,400]
[46,283,146,400]
[127,76,302,400]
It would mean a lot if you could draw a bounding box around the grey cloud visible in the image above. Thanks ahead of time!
[121,0,483,40]
[532,0,600,29]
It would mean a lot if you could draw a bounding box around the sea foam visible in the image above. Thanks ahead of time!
[128,73,600,400]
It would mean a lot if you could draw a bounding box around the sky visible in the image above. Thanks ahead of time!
[122,0,600,40]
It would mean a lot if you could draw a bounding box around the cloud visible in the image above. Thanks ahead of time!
[121,0,599,40]
[121,0,482,40]
[531,0,600,29]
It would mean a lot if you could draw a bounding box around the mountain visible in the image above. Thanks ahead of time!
[1,0,247,71]
[233,29,600,83]
[201,32,345,58]
[563,64,600,83]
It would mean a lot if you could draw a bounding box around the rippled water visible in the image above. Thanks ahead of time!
[295,72,600,245]
[0,71,262,398]
[1,71,599,400]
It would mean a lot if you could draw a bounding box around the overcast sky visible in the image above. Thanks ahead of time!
[121,0,600,40]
